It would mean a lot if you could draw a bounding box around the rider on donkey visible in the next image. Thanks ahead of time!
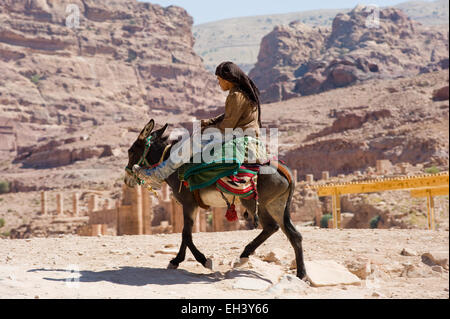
[133,61,264,188]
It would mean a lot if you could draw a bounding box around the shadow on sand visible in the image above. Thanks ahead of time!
[27,266,272,287]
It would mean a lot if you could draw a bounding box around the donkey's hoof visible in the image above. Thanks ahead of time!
[298,271,307,280]
[232,257,249,269]
[204,258,214,271]
[167,262,178,270]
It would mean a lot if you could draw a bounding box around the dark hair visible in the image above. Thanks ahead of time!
[215,61,262,128]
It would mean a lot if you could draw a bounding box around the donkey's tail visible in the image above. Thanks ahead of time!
[273,161,297,228]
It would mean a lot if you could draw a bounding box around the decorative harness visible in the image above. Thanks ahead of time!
[125,136,171,197]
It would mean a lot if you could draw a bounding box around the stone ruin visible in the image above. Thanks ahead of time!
[33,159,443,237]
[289,160,445,229]
[39,183,246,237]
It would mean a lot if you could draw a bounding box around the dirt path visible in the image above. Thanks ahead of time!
[0,228,448,299]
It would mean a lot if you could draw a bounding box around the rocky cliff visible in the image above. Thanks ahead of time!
[0,0,222,129]
[261,69,449,178]
[193,0,449,74]
[250,6,449,103]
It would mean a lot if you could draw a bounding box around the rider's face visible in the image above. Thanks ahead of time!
[217,76,233,91]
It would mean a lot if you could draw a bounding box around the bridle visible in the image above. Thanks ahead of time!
[125,135,171,194]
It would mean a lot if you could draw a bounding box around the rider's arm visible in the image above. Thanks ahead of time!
[214,90,246,133]
[201,113,225,128]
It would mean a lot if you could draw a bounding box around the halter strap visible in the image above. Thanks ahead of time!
[125,136,172,186]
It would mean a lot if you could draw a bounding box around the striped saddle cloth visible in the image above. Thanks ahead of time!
[216,164,261,200]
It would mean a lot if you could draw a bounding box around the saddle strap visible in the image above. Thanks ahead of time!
[270,161,293,184]
[194,189,210,210]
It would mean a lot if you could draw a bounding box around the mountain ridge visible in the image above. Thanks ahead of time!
[193,0,449,72]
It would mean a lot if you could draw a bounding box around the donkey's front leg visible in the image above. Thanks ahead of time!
[184,207,212,269]
[168,205,210,270]
[168,240,187,269]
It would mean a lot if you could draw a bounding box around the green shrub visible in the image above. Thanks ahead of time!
[1,231,10,238]
[370,215,381,229]
[320,214,333,228]
[425,166,440,174]
[0,181,9,194]
[30,74,41,85]
[207,213,213,226]
[0,218,4,228]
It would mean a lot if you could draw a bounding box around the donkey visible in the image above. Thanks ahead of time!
[124,119,307,279]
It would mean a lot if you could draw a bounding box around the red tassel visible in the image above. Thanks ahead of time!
[230,176,240,182]
[225,204,238,222]
[183,181,189,187]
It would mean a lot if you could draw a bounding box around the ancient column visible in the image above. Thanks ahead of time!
[160,183,173,231]
[322,171,330,181]
[72,193,79,216]
[161,183,170,202]
[306,174,314,183]
[199,209,207,233]
[399,163,408,175]
[103,199,111,210]
[193,209,200,233]
[88,195,98,214]
[56,193,63,215]
[118,185,132,235]
[171,197,184,233]
[142,187,153,235]
[121,184,133,205]
[132,186,144,235]
[212,207,225,232]
[293,170,298,183]
[376,160,392,175]
[41,191,47,216]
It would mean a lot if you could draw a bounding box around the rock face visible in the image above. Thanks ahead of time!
[13,135,116,168]
[433,86,449,101]
[0,0,222,127]
[285,134,445,179]
[9,216,89,239]
[305,109,392,141]
[193,0,449,75]
[261,69,449,181]
[250,6,449,103]
[249,22,329,103]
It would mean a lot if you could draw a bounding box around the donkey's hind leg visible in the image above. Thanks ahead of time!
[266,193,307,279]
[238,206,279,261]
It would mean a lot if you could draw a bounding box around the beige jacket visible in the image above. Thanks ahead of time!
[201,86,260,136]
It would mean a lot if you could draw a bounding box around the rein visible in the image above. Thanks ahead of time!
[125,136,171,197]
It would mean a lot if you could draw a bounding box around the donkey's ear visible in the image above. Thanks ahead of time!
[154,123,169,139]
[138,119,155,140]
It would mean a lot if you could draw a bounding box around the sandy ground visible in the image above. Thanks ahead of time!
[0,227,448,299]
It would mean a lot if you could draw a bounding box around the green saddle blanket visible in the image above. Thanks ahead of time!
[179,136,267,192]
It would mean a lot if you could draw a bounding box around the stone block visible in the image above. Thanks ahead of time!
[305,260,361,287]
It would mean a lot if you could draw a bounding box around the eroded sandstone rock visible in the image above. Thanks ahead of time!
[250,7,449,103]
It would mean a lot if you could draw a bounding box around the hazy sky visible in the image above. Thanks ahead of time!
[141,0,435,25]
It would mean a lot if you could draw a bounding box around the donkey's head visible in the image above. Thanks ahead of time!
[124,119,170,188]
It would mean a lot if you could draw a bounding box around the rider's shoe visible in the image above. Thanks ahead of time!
[132,165,164,189]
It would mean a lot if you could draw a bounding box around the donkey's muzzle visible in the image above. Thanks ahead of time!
[124,171,137,188]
